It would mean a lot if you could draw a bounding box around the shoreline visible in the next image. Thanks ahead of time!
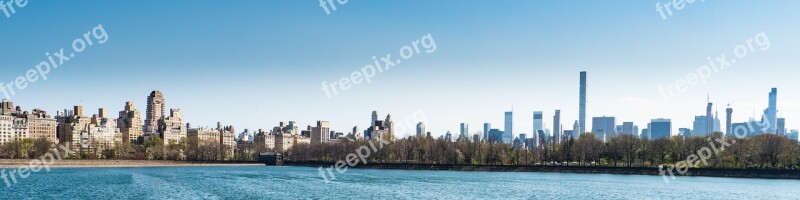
[284,161,800,180]
[0,159,262,169]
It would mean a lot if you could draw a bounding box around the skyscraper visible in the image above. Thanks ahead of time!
[311,120,330,145]
[622,122,635,135]
[504,111,513,144]
[764,88,777,133]
[118,101,143,144]
[571,120,579,139]
[371,111,379,127]
[416,122,425,138]
[145,90,165,135]
[726,107,733,135]
[650,118,672,139]
[579,71,587,134]
[483,123,491,141]
[460,123,469,139]
[693,116,709,136]
[552,110,561,143]
[777,118,786,136]
[591,116,615,142]
[706,100,714,135]
[533,111,543,137]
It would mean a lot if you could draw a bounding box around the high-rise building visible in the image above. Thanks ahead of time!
[777,118,786,136]
[706,100,714,135]
[579,71,587,134]
[367,112,394,141]
[713,110,721,133]
[504,111,513,144]
[533,111,543,137]
[57,105,91,151]
[311,120,330,145]
[460,123,469,139]
[416,122,425,138]
[89,109,123,152]
[145,90,166,135]
[726,107,733,135]
[21,108,57,144]
[572,120,580,139]
[591,116,615,142]
[764,88,778,133]
[158,109,186,145]
[483,123,491,141]
[679,128,692,137]
[488,129,504,143]
[622,122,635,135]
[650,118,672,139]
[371,111,379,127]
[0,100,13,115]
[693,116,709,136]
[553,110,561,143]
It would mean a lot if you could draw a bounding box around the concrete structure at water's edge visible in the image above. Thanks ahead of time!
[259,152,284,166]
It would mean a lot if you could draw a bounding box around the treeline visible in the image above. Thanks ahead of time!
[286,133,800,169]
[0,136,256,162]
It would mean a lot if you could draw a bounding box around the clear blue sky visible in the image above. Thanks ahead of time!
[2,1,799,137]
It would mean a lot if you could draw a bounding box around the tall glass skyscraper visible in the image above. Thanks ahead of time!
[764,88,777,133]
[460,123,469,139]
[483,123,491,141]
[650,118,672,139]
[533,111,543,136]
[504,111,513,143]
[579,71,587,134]
[553,110,561,143]
[591,116,615,142]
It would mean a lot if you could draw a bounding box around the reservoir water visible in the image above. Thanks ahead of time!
[3,166,798,199]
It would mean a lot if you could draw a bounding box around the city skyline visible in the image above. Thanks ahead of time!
[0,77,793,140]
[2,1,800,137]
